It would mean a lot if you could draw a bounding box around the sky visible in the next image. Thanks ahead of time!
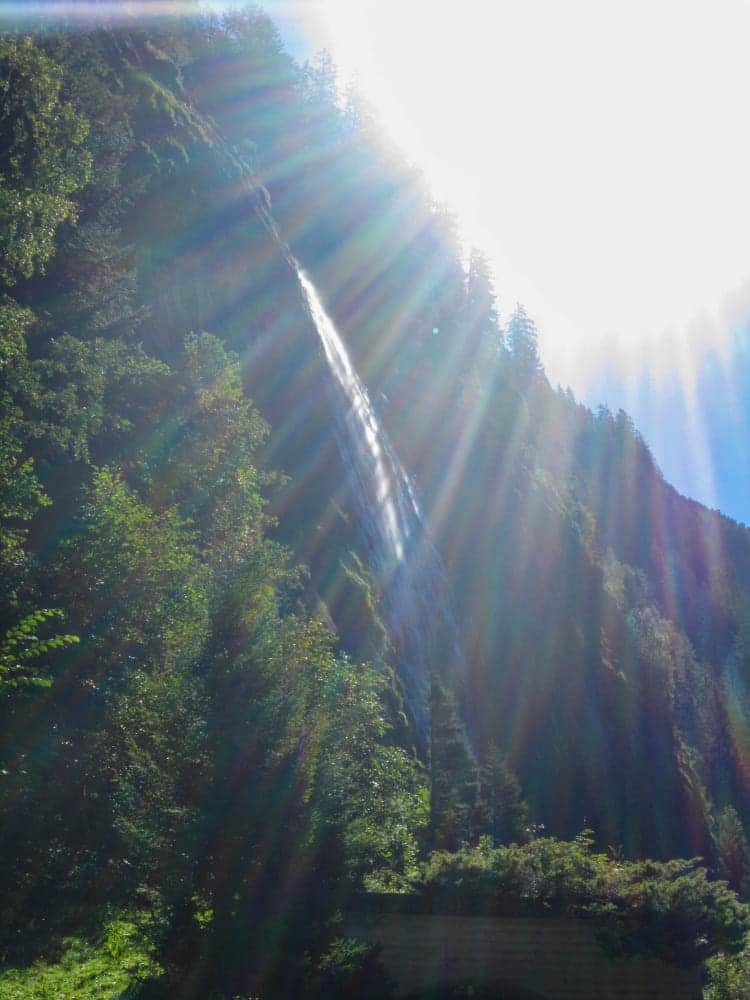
[264,0,750,525]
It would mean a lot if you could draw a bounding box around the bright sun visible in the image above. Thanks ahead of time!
[293,0,750,402]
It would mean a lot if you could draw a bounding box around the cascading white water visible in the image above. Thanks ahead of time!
[297,268,461,734]
[298,269,413,567]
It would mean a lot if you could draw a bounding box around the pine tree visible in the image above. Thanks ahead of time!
[479,746,530,845]
[465,249,502,368]
[715,806,750,899]
[506,303,542,386]
[428,674,480,851]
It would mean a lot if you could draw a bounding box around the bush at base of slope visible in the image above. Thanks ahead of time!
[416,833,750,967]
[0,914,162,1000]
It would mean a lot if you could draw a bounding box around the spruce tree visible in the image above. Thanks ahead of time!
[428,674,480,851]
[506,303,542,385]
[479,745,530,845]
[715,806,750,899]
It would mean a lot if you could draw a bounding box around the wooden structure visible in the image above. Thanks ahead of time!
[345,894,702,999]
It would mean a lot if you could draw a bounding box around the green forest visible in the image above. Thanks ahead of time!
[3,7,750,998]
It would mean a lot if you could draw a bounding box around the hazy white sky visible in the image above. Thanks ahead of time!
[270,0,750,520]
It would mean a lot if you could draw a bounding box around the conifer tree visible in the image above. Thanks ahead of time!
[465,249,502,367]
[507,303,542,385]
[428,674,480,851]
[715,806,750,899]
[479,745,530,845]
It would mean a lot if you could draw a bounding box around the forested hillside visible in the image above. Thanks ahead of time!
[3,7,750,998]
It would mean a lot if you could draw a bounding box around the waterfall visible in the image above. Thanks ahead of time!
[297,268,461,735]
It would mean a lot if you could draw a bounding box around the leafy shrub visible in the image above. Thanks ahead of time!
[310,937,395,999]
[415,833,750,966]
[0,915,162,999]
[704,938,750,999]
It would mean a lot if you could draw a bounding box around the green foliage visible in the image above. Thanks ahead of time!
[0,36,91,285]
[312,660,428,886]
[0,294,31,371]
[0,914,161,999]
[146,333,272,565]
[429,674,481,851]
[0,608,78,690]
[30,336,168,464]
[70,464,205,654]
[417,835,750,966]
[310,937,394,999]
[336,550,389,663]
[420,830,607,912]
[715,807,750,900]
[0,297,47,575]
[506,303,542,389]
[478,747,530,846]
[705,938,750,999]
